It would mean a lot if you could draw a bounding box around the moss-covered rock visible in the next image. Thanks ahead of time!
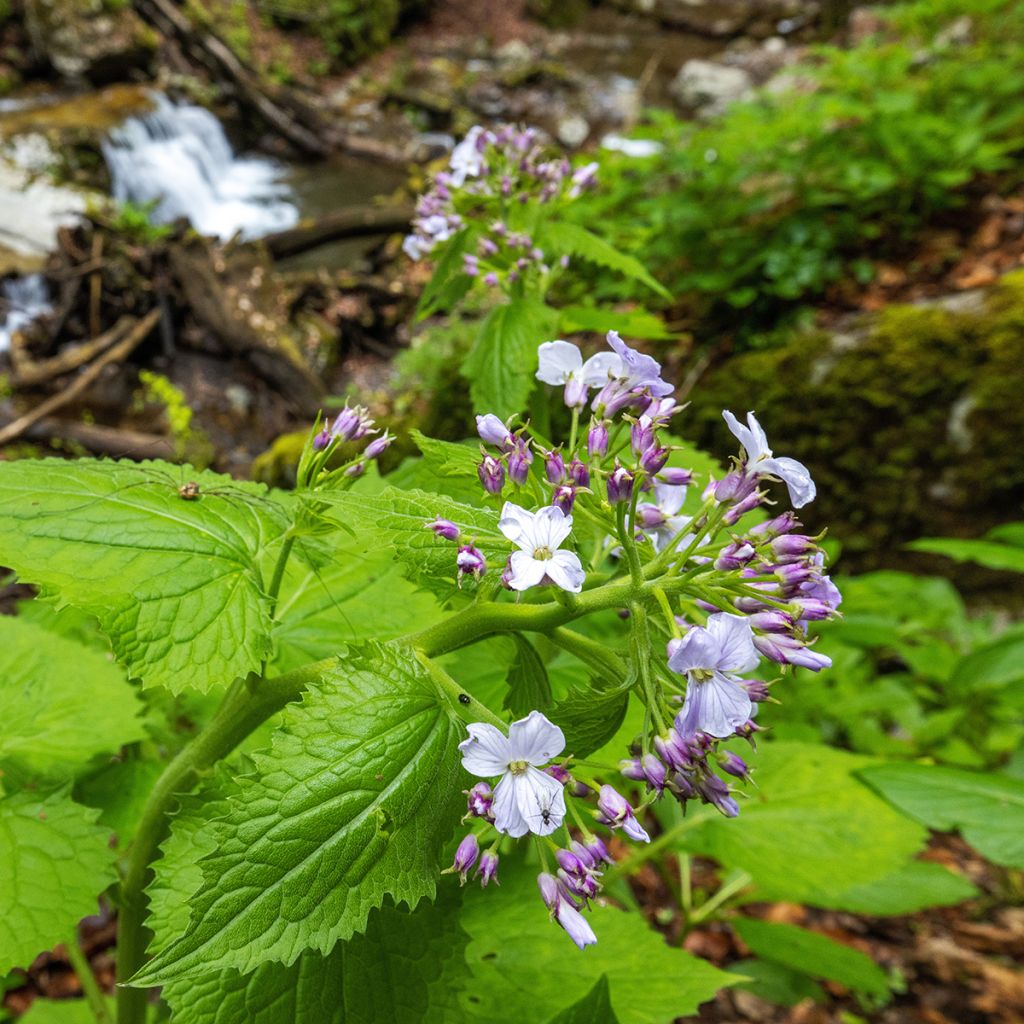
[685,273,1024,564]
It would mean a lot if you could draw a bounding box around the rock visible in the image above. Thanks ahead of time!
[556,113,590,147]
[671,59,753,116]
[22,0,155,84]
[610,0,817,39]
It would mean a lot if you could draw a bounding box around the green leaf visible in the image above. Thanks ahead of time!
[18,998,116,1024]
[548,975,620,1024]
[681,743,927,906]
[0,459,289,692]
[134,641,464,983]
[557,305,671,340]
[504,635,553,716]
[75,759,165,848]
[541,222,671,299]
[949,630,1024,693]
[416,227,473,319]
[315,486,507,598]
[834,860,977,915]
[726,958,825,1008]
[551,681,630,759]
[906,537,1024,573]
[860,762,1024,867]
[0,616,145,779]
[160,894,471,1024]
[731,919,890,1002]
[409,431,482,482]
[459,860,734,1023]
[0,789,116,973]
[462,300,559,417]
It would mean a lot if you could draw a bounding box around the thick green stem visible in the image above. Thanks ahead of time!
[547,626,626,678]
[67,928,113,1024]
[115,658,336,1024]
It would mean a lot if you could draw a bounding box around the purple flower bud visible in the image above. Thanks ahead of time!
[478,454,505,494]
[770,534,818,561]
[538,872,561,909]
[500,556,514,590]
[606,462,634,505]
[345,461,366,478]
[568,457,590,488]
[639,444,670,476]
[747,610,794,633]
[507,439,532,486]
[555,849,587,876]
[637,503,666,529]
[697,775,740,818]
[740,678,772,702]
[773,563,818,589]
[364,431,393,460]
[596,785,650,842]
[587,420,609,459]
[619,757,646,781]
[715,541,756,571]
[463,254,479,276]
[476,413,512,447]
[715,471,758,505]
[552,485,576,515]
[658,467,693,487]
[545,764,572,786]
[479,237,499,257]
[641,753,666,793]
[719,752,751,781]
[456,545,487,584]
[563,375,588,409]
[476,849,499,886]
[491,220,507,236]
[723,490,764,525]
[484,271,499,286]
[426,517,460,542]
[630,418,655,455]
[449,833,479,884]
[748,511,800,538]
[313,428,332,451]
[466,781,493,818]
[790,597,834,621]
[542,448,566,484]
[654,730,691,772]
[537,874,598,949]
[559,254,570,269]
[754,633,832,671]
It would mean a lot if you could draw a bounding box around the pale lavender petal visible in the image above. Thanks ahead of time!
[477,413,511,446]
[506,550,548,590]
[555,902,598,949]
[580,351,624,386]
[653,482,688,516]
[459,723,511,776]
[536,340,583,385]
[706,613,760,673]
[492,772,530,837]
[677,673,753,739]
[531,504,573,550]
[667,626,720,675]
[723,410,756,458]
[508,709,566,763]
[546,550,585,593]
[621,814,651,843]
[744,411,771,460]
[498,501,536,547]
[515,766,567,835]
[760,456,816,508]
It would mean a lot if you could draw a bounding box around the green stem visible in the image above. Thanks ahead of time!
[415,651,506,728]
[67,928,112,1024]
[115,657,336,1024]
[689,871,753,924]
[547,626,626,678]
[266,532,296,615]
[679,854,693,919]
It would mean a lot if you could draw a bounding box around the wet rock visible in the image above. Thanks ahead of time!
[670,58,753,116]
[23,0,155,84]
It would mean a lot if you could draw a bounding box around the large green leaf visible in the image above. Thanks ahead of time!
[906,537,1024,573]
[551,680,630,759]
[680,743,927,905]
[548,975,620,1024]
[0,460,289,692]
[462,300,559,417]
[459,860,734,1023]
[860,762,1024,867]
[833,860,977,914]
[134,642,464,983]
[18,999,115,1024]
[160,895,470,1024]
[731,919,890,1002]
[0,789,116,973]
[0,616,145,779]
[504,635,554,716]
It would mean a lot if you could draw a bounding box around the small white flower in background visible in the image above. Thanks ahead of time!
[448,125,491,187]
[668,612,760,738]
[600,133,663,158]
[536,340,623,408]
[723,410,816,508]
[459,711,567,837]
[499,501,586,593]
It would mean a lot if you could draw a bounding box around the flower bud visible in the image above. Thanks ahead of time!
[696,775,739,818]
[552,485,576,515]
[568,457,590,488]
[542,448,566,484]
[545,764,572,786]
[659,467,693,487]
[476,849,499,887]
[641,753,666,793]
[639,444,670,476]
[740,678,772,702]
[637,503,666,529]
[476,413,512,448]
[722,490,763,525]
[630,417,655,455]
[313,427,332,451]
[345,461,366,478]
[596,784,650,842]
[466,781,493,818]
[747,511,800,538]
[463,254,479,276]
[606,462,634,505]
[619,757,646,781]
[447,833,479,884]
[587,420,609,459]
[563,376,588,409]
[746,610,794,633]
[715,471,757,505]
[719,752,751,781]
[507,440,532,486]
[789,598,835,621]
[364,431,393,460]
[478,454,505,494]
[753,633,832,671]
[770,534,818,561]
[456,545,487,584]
[585,836,614,866]
[484,271,499,286]
[425,517,460,542]
[715,541,755,571]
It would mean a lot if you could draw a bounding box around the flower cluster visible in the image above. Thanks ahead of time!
[297,404,394,489]
[420,328,839,949]
[403,124,596,289]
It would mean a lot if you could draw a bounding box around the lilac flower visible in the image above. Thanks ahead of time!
[426,517,461,542]
[477,413,512,448]
[723,411,816,508]
[476,850,499,887]
[466,781,494,818]
[536,340,623,409]
[459,711,567,837]
[596,784,650,842]
[604,331,674,398]
[446,833,479,884]
[668,613,760,738]
[456,545,487,584]
[498,502,585,593]
[538,873,597,950]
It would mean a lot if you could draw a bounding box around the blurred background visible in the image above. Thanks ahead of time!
[0,1,1022,1022]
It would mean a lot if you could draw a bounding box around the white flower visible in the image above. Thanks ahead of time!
[723,410,816,508]
[668,613,760,738]
[536,340,623,408]
[499,502,586,593]
[600,133,663,158]
[459,711,567,837]
[448,126,491,187]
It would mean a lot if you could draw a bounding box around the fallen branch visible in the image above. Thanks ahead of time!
[0,309,160,446]
[263,204,414,260]
[21,418,177,460]
[11,316,134,390]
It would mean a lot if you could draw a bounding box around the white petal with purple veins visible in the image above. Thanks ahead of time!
[706,613,760,674]
[667,626,721,675]
[492,772,530,837]
[507,710,566,763]
[761,456,816,508]
[459,723,512,776]
[677,672,753,739]
[506,550,548,590]
[515,767,567,835]
[545,550,585,593]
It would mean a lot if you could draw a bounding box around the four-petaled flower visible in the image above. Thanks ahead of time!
[459,711,567,837]
[668,613,760,738]
[723,410,816,509]
[499,502,585,593]
[536,340,623,408]
[605,330,674,397]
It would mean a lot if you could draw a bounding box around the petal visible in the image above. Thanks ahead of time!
[508,710,566,763]
[654,482,688,516]
[667,625,719,675]
[621,814,651,843]
[761,456,816,508]
[506,550,548,591]
[706,613,760,673]
[555,902,598,949]
[492,773,530,838]
[678,673,753,739]
[458,723,511,776]
[498,502,536,547]
[546,550,585,593]
[722,410,755,457]
[515,766,567,836]
[536,340,583,385]
[531,504,572,550]
[580,351,624,386]
[744,411,771,459]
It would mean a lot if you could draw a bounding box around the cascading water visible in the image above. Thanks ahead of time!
[102,92,299,241]
[0,274,51,353]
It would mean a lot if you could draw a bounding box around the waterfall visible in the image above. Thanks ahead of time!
[0,274,51,353]
[102,93,299,241]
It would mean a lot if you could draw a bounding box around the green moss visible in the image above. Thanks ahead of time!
[686,273,1024,562]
